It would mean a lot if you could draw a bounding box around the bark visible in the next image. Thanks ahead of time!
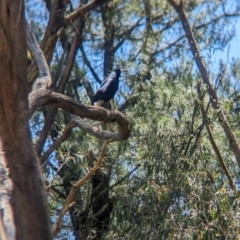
[0,141,15,240]
[168,0,240,167]
[197,84,236,190]
[29,90,130,142]
[28,0,69,84]
[89,167,112,239]
[0,0,51,239]
[35,0,87,156]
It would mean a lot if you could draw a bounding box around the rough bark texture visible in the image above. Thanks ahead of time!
[0,1,51,239]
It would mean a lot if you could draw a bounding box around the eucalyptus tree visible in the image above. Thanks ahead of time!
[1,0,240,239]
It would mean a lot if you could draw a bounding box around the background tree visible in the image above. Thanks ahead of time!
[1,0,240,239]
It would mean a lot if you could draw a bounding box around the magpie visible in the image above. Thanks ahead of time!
[92,68,127,105]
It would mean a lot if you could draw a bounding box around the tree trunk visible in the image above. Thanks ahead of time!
[0,1,51,239]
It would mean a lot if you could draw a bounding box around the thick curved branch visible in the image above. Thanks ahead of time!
[29,90,130,141]
[26,22,51,84]
[26,21,53,120]
[49,93,130,141]
[26,22,52,90]
[28,0,68,84]
[41,113,125,166]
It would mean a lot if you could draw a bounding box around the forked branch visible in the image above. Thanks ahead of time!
[29,90,130,141]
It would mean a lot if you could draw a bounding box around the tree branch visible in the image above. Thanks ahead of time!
[64,0,110,26]
[194,12,240,30]
[91,163,141,203]
[196,83,236,191]
[79,45,102,84]
[29,90,130,141]
[51,140,110,238]
[168,0,240,168]
[40,122,75,165]
[80,77,95,104]
[25,21,51,87]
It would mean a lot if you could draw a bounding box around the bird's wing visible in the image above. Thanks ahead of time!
[98,71,116,92]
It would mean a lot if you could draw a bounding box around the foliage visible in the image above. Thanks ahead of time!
[24,0,240,239]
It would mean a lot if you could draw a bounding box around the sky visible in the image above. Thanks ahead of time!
[215,19,240,60]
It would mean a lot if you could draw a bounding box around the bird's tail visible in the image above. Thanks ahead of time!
[91,96,95,106]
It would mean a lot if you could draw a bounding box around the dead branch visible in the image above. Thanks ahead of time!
[58,9,86,93]
[48,93,130,141]
[29,90,130,141]
[26,21,53,116]
[118,94,138,112]
[41,113,123,166]
[168,0,240,167]
[51,140,110,238]
[91,163,141,204]
[80,77,95,104]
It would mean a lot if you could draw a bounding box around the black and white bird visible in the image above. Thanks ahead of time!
[92,68,127,105]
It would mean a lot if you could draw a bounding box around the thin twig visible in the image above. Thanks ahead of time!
[51,140,110,238]
[40,122,75,165]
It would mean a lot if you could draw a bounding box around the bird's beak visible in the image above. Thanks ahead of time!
[121,69,128,73]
